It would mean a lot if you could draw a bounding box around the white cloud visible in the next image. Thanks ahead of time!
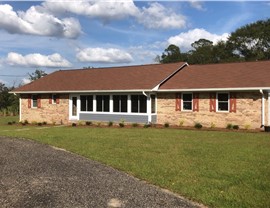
[0,4,81,38]
[43,0,139,21]
[6,52,72,67]
[189,1,205,11]
[76,47,133,64]
[22,78,31,84]
[136,2,186,29]
[168,28,229,51]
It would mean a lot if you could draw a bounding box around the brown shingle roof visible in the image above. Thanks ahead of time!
[160,61,270,90]
[13,62,186,93]
[12,61,270,93]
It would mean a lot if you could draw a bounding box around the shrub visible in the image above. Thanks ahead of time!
[164,122,170,128]
[42,121,47,125]
[72,123,77,127]
[226,123,233,129]
[85,121,92,126]
[24,120,29,125]
[37,122,42,126]
[144,123,151,128]
[194,122,203,129]
[179,120,184,127]
[119,120,125,128]
[78,121,84,126]
[108,121,113,127]
[132,123,138,127]
[233,125,239,130]
[244,124,251,130]
[7,121,12,125]
[210,122,216,128]
[12,121,16,124]
[31,121,37,125]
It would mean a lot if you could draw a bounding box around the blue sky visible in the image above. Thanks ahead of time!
[0,0,269,86]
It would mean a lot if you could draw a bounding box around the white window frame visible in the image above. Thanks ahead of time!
[181,93,193,112]
[32,94,38,108]
[216,92,230,112]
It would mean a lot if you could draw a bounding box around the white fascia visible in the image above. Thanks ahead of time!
[157,87,270,92]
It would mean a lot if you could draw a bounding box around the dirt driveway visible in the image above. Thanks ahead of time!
[0,137,200,208]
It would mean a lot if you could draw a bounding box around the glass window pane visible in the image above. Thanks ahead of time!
[72,97,77,116]
[139,95,147,113]
[131,95,138,113]
[103,95,110,112]
[218,93,228,101]
[183,93,192,101]
[113,95,120,112]
[80,96,86,111]
[218,102,228,111]
[87,95,93,111]
[183,102,192,110]
[120,95,127,112]
[96,95,102,112]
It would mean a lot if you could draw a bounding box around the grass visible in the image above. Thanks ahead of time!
[0,116,269,207]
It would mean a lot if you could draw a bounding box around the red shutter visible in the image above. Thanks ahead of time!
[49,94,52,104]
[193,93,199,112]
[27,94,31,108]
[230,93,237,113]
[37,95,41,108]
[209,93,216,112]
[175,93,181,111]
[56,95,60,104]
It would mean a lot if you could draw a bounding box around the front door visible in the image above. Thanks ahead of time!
[69,95,79,120]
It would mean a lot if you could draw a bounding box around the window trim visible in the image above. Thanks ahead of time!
[52,94,57,104]
[80,95,93,112]
[181,92,193,112]
[216,92,230,112]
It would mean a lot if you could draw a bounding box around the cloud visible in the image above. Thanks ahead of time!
[168,28,229,51]
[189,1,205,11]
[43,0,139,21]
[134,2,186,29]
[22,78,31,84]
[76,47,133,64]
[6,52,72,67]
[0,4,81,38]
[44,1,186,30]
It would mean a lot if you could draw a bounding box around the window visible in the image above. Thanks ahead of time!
[32,95,38,108]
[80,95,93,112]
[182,93,192,111]
[151,95,156,113]
[52,94,57,104]
[96,95,110,112]
[113,95,127,112]
[131,95,147,113]
[217,93,229,111]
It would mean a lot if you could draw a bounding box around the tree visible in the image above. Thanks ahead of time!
[160,44,182,63]
[188,39,214,64]
[227,19,270,61]
[0,83,19,116]
[28,69,47,81]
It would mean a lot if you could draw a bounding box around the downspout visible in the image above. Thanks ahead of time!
[260,89,265,127]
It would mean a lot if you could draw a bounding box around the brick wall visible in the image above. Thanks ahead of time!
[20,94,69,124]
[157,92,268,129]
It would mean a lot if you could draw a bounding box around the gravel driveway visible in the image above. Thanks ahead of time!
[0,137,201,208]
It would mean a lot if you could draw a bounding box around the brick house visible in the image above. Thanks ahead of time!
[12,61,270,129]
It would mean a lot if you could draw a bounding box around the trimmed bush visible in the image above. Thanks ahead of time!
[226,123,233,129]
[7,121,12,125]
[108,121,113,127]
[194,122,203,129]
[132,123,138,127]
[233,125,239,130]
[144,123,151,128]
[72,123,77,127]
[85,121,92,126]
[42,121,47,125]
[37,122,42,126]
[164,122,170,128]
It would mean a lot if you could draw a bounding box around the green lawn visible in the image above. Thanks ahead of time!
[0,117,269,208]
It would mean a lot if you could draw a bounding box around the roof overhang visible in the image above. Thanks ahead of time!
[157,87,270,92]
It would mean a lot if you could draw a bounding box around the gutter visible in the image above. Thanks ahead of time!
[260,89,265,127]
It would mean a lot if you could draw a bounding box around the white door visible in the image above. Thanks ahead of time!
[69,95,79,120]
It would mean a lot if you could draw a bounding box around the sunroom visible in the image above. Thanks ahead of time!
[69,93,157,124]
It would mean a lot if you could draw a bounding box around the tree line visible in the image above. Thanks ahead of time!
[157,19,270,64]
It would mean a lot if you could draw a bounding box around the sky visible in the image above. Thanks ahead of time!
[0,0,269,86]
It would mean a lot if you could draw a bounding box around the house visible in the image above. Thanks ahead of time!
[12,61,270,129]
